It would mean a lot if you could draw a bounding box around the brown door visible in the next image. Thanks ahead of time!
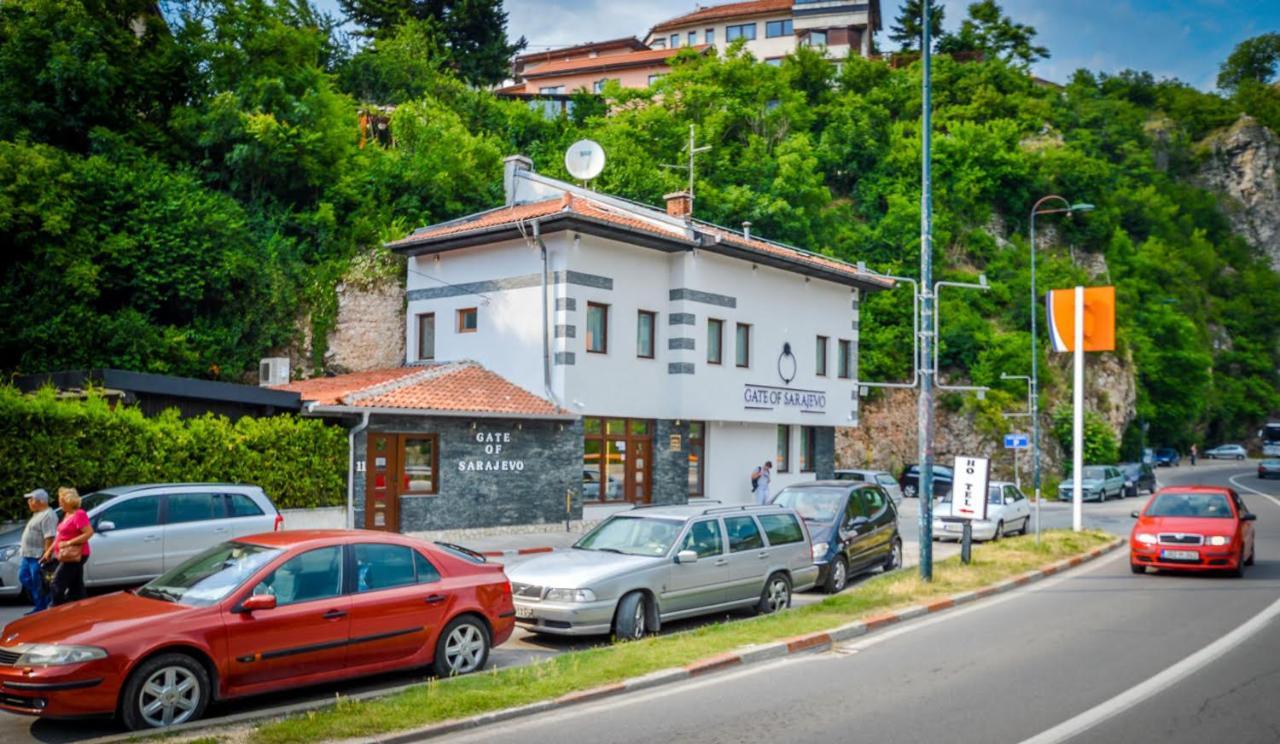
[627,439,652,504]
[365,433,400,531]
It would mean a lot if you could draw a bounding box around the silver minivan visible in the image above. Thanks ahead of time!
[0,483,280,595]
[506,504,819,640]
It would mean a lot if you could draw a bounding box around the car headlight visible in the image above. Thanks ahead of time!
[1135,533,1157,545]
[543,588,597,603]
[10,643,108,667]
[1207,536,1230,547]
[811,542,830,561]
[0,545,18,562]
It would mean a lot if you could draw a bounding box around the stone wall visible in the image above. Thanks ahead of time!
[326,279,406,373]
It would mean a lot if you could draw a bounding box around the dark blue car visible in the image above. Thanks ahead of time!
[1153,448,1181,467]
[771,481,902,594]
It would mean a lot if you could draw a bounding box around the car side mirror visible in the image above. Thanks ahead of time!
[96,520,115,533]
[675,550,699,565]
[240,594,277,613]
[1130,511,1140,519]
[1242,513,1257,522]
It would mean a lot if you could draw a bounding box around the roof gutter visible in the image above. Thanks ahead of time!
[303,404,579,422]
[533,220,566,412]
[346,410,370,530]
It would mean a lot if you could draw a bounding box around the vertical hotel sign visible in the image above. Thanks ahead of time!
[951,456,990,521]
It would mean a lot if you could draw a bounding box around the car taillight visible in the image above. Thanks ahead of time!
[274,513,284,531]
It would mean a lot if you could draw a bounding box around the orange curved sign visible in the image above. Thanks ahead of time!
[1047,286,1115,352]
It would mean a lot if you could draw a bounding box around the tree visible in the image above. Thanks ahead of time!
[337,0,525,85]
[1217,33,1280,92]
[936,0,1048,67]
[888,0,945,52]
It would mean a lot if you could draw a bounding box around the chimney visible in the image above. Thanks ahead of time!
[503,154,534,206]
[742,221,752,240]
[664,191,693,219]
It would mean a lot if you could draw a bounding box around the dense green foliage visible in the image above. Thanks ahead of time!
[1052,407,1120,466]
[0,386,345,521]
[0,0,1278,455]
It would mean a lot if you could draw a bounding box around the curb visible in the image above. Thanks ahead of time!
[477,546,557,559]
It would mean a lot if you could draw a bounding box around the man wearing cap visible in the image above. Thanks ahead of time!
[18,489,57,613]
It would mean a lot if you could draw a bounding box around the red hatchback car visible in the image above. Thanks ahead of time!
[1130,486,1257,575]
[0,530,514,730]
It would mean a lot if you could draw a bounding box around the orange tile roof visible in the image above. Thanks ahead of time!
[278,363,565,417]
[385,198,571,247]
[523,45,707,79]
[514,37,648,68]
[651,0,793,33]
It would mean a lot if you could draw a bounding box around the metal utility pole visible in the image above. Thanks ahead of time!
[918,0,935,581]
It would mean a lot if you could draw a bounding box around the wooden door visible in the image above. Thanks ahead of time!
[365,433,400,531]
[627,439,652,504]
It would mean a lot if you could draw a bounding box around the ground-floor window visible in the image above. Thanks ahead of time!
[688,422,706,497]
[583,418,652,503]
[800,426,817,473]
[777,425,791,472]
[401,435,438,494]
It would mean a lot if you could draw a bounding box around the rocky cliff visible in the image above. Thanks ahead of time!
[1198,115,1280,268]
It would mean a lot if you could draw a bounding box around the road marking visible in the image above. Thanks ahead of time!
[1018,591,1280,744]
[1228,474,1280,510]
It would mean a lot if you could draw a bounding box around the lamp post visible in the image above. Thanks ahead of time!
[1002,372,1035,539]
[1028,196,1094,527]
[918,0,936,581]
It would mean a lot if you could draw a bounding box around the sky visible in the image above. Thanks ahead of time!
[487,0,1280,91]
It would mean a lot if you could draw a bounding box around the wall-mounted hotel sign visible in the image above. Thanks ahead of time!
[743,384,827,414]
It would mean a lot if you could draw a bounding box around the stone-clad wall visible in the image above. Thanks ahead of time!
[816,426,835,480]
[653,419,692,505]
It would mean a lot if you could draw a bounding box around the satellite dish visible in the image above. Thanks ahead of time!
[564,139,606,181]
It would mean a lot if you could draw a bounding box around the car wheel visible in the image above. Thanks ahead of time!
[883,539,903,572]
[613,591,649,641]
[120,653,210,731]
[433,615,491,677]
[757,573,791,614]
[1237,455,1245,461]
[825,556,849,594]
[1229,548,1246,578]
[903,484,917,499]
[1130,563,1145,575]
[993,521,1004,541]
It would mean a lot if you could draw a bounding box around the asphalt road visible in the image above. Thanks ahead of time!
[0,463,1208,741]
[442,460,1280,744]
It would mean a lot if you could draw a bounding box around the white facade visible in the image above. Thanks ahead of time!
[645,2,878,62]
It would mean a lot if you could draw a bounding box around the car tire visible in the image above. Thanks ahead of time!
[757,573,791,615]
[883,538,903,572]
[903,484,917,499]
[1228,548,1246,578]
[1130,563,1145,575]
[1237,455,1245,461]
[993,521,1004,541]
[1246,545,1256,566]
[825,556,849,594]
[613,591,650,641]
[433,615,491,677]
[120,653,211,731]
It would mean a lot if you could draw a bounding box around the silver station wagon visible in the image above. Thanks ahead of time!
[506,504,819,639]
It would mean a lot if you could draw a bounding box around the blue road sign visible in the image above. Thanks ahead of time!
[1004,433,1030,449]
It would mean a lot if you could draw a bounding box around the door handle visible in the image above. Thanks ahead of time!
[424,594,447,605]
[757,551,769,559]
[713,559,728,566]
[322,609,347,620]
[143,535,160,543]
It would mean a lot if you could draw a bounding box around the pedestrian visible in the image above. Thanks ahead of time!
[17,488,57,613]
[44,487,93,607]
[1190,444,1198,467]
[754,461,773,505]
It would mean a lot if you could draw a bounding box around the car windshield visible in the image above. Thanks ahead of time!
[1080,466,1107,479]
[137,541,282,607]
[574,516,683,557]
[773,487,847,522]
[1145,492,1235,519]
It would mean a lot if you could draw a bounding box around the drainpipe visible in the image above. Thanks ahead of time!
[347,411,370,530]
[534,221,562,410]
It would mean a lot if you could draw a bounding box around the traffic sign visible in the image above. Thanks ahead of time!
[1004,433,1030,449]
[951,456,990,521]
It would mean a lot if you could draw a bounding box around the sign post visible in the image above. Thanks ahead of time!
[1004,432,1028,493]
[949,455,990,564]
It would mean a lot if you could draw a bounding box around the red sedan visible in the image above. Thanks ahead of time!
[1130,486,1257,575]
[0,530,514,730]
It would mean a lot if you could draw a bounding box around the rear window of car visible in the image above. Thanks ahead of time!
[758,514,804,545]
[227,493,265,517]
[433,542,487,564]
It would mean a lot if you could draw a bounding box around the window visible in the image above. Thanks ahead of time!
[415,550,442,583]
[637,310,656,359]
[759,514,804,545]
[593,78,606,93]
[688,422,706,497]
[680,519,723,558]
[98,495,160,531]
[688,31,697,46]
[652,37,666,49]
[724,516,764,552]
[1005,485,1024,503]
[735,323,751,367]
[804,30,828,47]
[456,307,477,333]
[816,335,829,377]
[800,426,817,473]
[862,487,888,516]
[582,417,653,503]
[726,23,757,41]
[648,73,664,86]
[777,425,791,472]
[838,339,852,379]
[765,19,793,38]
[707,318,724,364]
[401,435,438,495]
[166,493,220,524]
[251,546,343,607]
[417,313,435,361]
[670,33,679,47]
[845,492,868,524]
[538,85,565,94]
[587,302,608,353]
[226,493,265,517]
[355,543,416,592]
[705,28,715,45]
[765,58,784,67]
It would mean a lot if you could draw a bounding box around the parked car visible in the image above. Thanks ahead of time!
[773,481,902,593]
[1205,444,1248,460]
[898,464,954,499]
[0,531,513,729]
[0,483,280,598]
[1153,448,1181,467]
[1058,465,1126,502]
[1118,462,1157,498]
[507,504,819,639]
[932,482,1032,542]
[833,469,905,504]
[1258,459,1280,479]
[1263,443,1280,458]
[1129,486,1256,575]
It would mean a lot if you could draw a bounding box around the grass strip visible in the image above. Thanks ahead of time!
[250,530,1112,744]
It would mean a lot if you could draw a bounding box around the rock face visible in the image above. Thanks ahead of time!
[325,279,405,373]
[1199,115,1280,268]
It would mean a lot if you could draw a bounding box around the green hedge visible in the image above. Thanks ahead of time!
[0,386,346,522]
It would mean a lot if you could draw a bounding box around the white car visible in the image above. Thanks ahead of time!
[833,469,905,504]
[932,481,1032,542]
[1205,444,1248,460]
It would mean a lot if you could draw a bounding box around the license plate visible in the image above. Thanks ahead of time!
[1161,549,1199,561]
[514,607,535,619]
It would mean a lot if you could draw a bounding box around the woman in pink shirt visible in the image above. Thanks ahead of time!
[43,487,93,606]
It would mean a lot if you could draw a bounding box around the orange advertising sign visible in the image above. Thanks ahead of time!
[1046,286,1115,352]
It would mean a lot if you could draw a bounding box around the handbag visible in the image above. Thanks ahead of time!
[57,542,83,563]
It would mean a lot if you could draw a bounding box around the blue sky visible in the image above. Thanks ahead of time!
[318,1,1280,90]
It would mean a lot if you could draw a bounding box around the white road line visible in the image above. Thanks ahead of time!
[1228,473,1280,510]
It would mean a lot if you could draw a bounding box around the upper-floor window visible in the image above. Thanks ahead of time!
[707,318,724,365]
[803,30,828,47]
[726,23,757,41]
[838,339,852,379]
[592,78,608,93]
[670,33,679,48]
[765,58,784,67]
[417,313,435,361]
[538,85,565,94]
[688,31,697,46]
[705,28,715,45]
[587,302,609,353]
[765,19,793,38]
[648,73,664,86]
[652,38,666,49]
[816,335,828,377]
[456,307,477,333]
[637,310,656,359]
[736,323,751,368]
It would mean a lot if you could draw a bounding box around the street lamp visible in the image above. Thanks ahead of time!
[1028,196,1094,524]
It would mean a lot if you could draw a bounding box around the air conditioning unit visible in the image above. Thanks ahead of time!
[259,357,290,387]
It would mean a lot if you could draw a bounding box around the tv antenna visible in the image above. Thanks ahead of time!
[661,124,711,199]
[564,139,606,185]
